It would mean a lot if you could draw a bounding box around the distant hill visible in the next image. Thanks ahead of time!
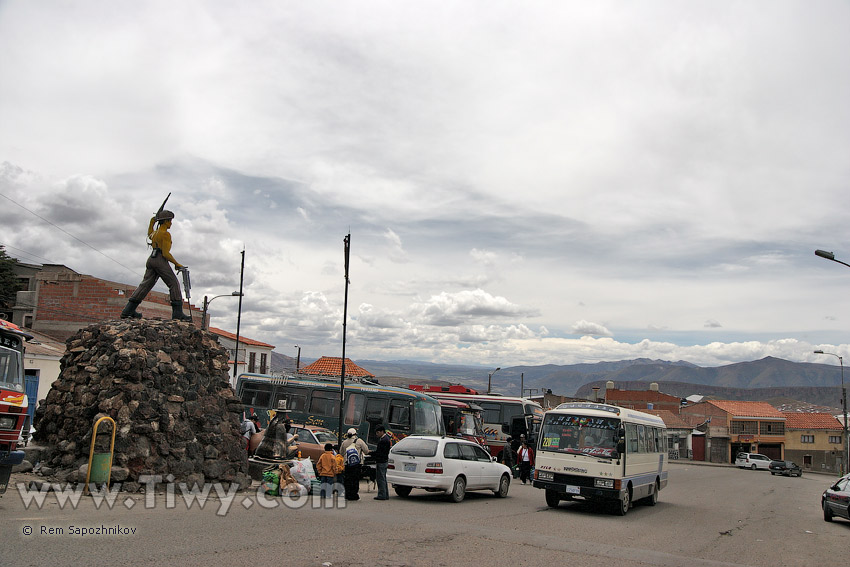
[265,355,845,412]
[356,356,846,411]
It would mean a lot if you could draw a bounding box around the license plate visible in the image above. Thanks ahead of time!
[565,485,580,495]
[404,463,417,472]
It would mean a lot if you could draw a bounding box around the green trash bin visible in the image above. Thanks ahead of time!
[89,452,112,484]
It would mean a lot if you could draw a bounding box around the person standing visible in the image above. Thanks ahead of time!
[241,415,258,452]
[373,425,391,500]
[340,428,369,501]
[121,208,192,321]
[517,439,534,485]
[316,443,337,499]
[500,437,515,471]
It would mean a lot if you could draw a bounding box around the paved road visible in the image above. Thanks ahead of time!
[3,462,847,567]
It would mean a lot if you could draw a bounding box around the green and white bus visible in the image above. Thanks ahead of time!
[236,373,444,447]
[532,402,668,515]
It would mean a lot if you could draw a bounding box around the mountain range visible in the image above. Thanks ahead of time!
[269,354,847,412]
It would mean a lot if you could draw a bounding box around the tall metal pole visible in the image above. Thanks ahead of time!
[520,372,524,398]
[815,350,849,475]
[338,233,351,448]
[232,249,245,383]
[487,367,501,394]
[294,345,301,374]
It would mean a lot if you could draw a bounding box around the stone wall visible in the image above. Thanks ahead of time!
[33,319,250,490]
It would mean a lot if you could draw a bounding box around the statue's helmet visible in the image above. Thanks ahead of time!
[155,209,175,222]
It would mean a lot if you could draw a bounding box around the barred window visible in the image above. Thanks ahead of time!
[730,421,758,435]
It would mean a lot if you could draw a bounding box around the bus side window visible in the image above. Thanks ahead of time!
[240,382,273,407]
[389,400,410,429]
[310,391,340,416]
[479,402,501,425]
[626,423,639,453]
[344,393,365,426]
[637,425,647,453]
[273,388,308,412]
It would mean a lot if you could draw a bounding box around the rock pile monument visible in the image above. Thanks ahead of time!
[34,319,250,490]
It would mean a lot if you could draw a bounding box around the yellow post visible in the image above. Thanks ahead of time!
[84,416,116,495]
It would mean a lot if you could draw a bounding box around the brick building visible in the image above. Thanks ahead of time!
[601,381,682,413]
[13,264,199,340]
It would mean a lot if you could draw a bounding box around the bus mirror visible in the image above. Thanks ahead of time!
[501,424,511,434]
[617,439,626,454]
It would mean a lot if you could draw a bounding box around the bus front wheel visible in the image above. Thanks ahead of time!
[615,489,630,516]
[545,489,560,508]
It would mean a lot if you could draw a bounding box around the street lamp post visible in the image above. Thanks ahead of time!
[201,291,242,330]
[487,367,501,394]
[814,350,849,475]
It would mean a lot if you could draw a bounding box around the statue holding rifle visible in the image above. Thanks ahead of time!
[121,194,193,321]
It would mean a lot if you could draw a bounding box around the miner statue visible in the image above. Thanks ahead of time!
[121,194,193,321]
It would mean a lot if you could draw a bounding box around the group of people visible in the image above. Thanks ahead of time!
[498,434,535,485]
[252,421,391,502]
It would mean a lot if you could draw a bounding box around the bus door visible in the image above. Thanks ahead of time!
[387,399,412,438]
[364,397,387,445]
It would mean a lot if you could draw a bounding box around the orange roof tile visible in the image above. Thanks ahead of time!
[300,356,374,378]
[645,409,692,429]
[208,327,275,349]
[782,412,843,430]
[707,400,783,419]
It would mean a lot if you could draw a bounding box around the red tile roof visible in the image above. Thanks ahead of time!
[208,327,275,348]
[706,400,783,418]
[645,409,693,429]
[300,356,374,378]
[782,412,843,430]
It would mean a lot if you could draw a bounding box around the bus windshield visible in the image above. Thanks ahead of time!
[456,411,484,437]
[0,345,23,391]
[414,399,443,435]
[540,413,620,459]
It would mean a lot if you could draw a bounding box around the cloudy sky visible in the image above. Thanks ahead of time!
[1,2,849,369]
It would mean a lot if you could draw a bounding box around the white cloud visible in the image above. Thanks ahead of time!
[1,3,849,370]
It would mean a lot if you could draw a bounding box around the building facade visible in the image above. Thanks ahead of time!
[208,327,275,386]
[782,412,845,475]
[681,400,786,463]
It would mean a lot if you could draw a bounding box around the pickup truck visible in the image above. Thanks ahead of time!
[769,460,802,477]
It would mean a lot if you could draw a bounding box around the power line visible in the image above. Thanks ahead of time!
[0,191,143,278]
[0,242,55,265]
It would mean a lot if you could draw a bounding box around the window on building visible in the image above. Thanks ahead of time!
[760,421,784,435]
[260,353,267,374]
[730,421,758,435]
[800,434,815,443]
[829,435,842,444]
[248,352,256,373]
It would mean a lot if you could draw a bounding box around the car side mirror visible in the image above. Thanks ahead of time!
[501,424,510,434]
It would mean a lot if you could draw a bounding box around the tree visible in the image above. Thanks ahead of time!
[0,246,23,318]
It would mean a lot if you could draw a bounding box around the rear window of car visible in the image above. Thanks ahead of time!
[391,438,438,457]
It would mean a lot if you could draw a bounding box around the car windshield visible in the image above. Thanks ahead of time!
[391,438,438,457]
[540,414,620,458]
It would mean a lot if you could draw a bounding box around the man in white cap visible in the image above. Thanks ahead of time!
[340,428,369,501]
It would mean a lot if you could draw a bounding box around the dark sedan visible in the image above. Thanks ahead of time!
[769,460,802,477]
[822,474,850,523]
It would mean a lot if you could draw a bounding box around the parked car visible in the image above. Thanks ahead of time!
[822,473,850,523]
[769,460,802,477]
[387,435,511,502]
[735,452,771,470]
